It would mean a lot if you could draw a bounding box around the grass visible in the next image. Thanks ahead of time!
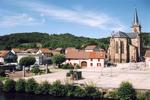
[0,76,8,81]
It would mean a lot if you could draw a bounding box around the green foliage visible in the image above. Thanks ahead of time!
[52,54,66,66]
[15,79,26,92]
[84,85,101,98]
[0,32,111,50]
[60,63,74,69]
[142,33,150,48]
[104,90,119,99]
[0,68,5,77]
[31,67,40,75]
[3,79,15,92]
[136,92,146,100]
[0,81,3,91]
[117,81,136,100]
[19,56,36,67]
[73,86,86,97]
[49,80,67,96]
[25,78,38,93]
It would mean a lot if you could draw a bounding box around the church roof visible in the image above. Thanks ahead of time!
[112,31,138,39]
[112,31,129,38]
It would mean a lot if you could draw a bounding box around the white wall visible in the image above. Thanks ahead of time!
[66,58,104,68]
[145,57,150,67]
[0,57,4,63]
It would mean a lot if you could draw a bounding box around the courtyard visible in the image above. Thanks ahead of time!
[12,62,150,90]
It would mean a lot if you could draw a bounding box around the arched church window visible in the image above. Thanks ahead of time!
[116,41,119,53]
[121,41,124,53]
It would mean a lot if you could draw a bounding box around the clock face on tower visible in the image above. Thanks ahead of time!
[134,28,137,32]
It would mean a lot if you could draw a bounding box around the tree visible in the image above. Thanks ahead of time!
[52,54,66,66]
[117,81,136,100]
[3,79,15,92]
[19,56,36,67]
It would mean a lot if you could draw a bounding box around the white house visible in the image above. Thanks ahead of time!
[36,48,52,57]
[65,48,105,68]
[145,50,150,67]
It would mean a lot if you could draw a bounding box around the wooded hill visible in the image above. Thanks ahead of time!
[0,32,149,50]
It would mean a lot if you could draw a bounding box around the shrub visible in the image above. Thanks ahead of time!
[117,81,136,100]
[65,84,75,97]
[0,81,3,91]
[34,84,42,94]
[136,92,146,100]
[3,79,15,92]
[84,85,101,98]
[144,91,150,100]
[73,86,86,97]
[15,79,26,92]
[49,80,67,96]
[0,68,5,77]
[25,78,38,93]
[31,67,40,75]
[76,64,81,69]
[40,81,51,94]
[60,64,74,69]
[104,90,119,99]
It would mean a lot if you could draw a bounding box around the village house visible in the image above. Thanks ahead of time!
[145,50,150,67]
[65,47,105,68]
[0,50,17,64]
[36,48,52,57]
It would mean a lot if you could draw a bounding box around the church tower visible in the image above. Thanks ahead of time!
[131,8,141,33]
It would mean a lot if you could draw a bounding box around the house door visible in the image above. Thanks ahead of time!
[81,61,87,67]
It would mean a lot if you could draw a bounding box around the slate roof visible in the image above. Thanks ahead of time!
[112,31,138,39]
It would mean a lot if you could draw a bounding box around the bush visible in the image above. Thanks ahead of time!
[104,90,119,99]
[0,68,5,77]
[34,84,42,94]
[0,81,3,91]
[49,80,67,96]
[40,81,51,94]
[144,91,150,100]
[65,84,75,97]
[31,67,40,75]
[117,81,136,100]
[25,78,38,93]
[73,86,86,97]
[60,64,74,69]
[84,85,101,98]
[136,92,146,100]
[15,79,26,92]
[3,79,15,92]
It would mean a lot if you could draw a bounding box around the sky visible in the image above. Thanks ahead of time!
[0,0,150,38]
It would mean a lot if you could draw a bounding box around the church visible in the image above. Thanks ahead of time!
[108,9,143,63]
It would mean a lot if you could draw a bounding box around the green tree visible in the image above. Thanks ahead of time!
[19,56,36,67]
[118,81,136,100]
[52,54,66,66]
[31,67,40,75]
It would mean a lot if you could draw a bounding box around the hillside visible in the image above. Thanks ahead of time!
[0,32,109,50]
[0,32,149,50]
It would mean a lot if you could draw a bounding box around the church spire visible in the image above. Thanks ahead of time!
[131,8,141,33]
[133,8,140,26]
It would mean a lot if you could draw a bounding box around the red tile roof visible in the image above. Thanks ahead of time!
[39,48,51,53]
[66,48,105,59]
[0,50,9,57]
[85,45,97,50]
[145,50,150,57]
[12,48,25,53]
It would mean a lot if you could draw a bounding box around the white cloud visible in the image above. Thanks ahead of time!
[0,10,44,28]
[23,2,126,31]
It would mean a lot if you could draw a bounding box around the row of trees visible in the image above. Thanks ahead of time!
[0,78,101,98]
[19,54,66,67]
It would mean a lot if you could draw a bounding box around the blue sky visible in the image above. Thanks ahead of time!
[0,0,149,38]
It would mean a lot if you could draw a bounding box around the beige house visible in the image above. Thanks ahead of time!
[65,47,105,68]
[145,50,150,67]
[108,9,143,63]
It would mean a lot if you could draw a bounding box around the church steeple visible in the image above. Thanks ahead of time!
[131,8,141,33]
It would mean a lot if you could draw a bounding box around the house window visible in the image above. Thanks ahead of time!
[90,59,93,61]
[97,63,101,66]
[116,41,119,53]
[90,63,93,66]
[121,41,124,54]
[98,59,100,62]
